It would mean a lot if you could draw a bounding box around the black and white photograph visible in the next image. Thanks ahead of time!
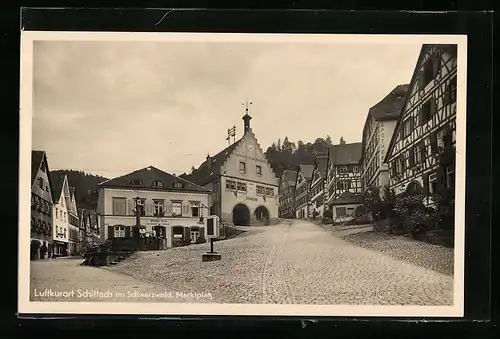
[19,32,466,317]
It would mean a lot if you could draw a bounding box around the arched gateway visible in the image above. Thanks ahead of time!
[232,203,250,226]
[254,205,270,226]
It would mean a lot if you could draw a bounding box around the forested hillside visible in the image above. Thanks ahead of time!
[50,170,108,210]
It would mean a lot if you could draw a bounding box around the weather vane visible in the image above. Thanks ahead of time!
[242,101,253,114]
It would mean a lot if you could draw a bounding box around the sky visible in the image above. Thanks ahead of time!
[31,36,422,179]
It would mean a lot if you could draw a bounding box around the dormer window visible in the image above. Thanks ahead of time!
[37,177,44,188]
[174,182,184,189]
[152,180,164,188]
[129,179,143,185]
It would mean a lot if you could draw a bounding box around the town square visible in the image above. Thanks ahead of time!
[23,33,462,312]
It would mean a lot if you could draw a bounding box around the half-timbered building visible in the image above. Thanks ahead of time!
[326,142,363,207]
[278,170,297,218]
[294,164,314,219]
[360,84,409,192]
[310,152,329,218]
[385,44,457,200]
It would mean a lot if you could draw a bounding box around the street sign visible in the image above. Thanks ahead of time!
[204,215,220,239]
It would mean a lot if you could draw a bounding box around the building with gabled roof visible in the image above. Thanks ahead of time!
[384,44,457,201]
[360,84,409,192]
[310,151,330,218]
[326,142,363,207]
[67,186,80,255]
[30,150,55,260]
[49,173,71,256]
[97,165,211,248]
[294,164,315,219]
[186,107,279,226]
[278,169,297,218]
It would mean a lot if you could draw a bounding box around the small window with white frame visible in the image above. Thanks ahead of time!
[256,165,262,175]
[339,166,348,173]
[114,226,126,238]
[353,165,358,173]
[239,161,246,173]
[237,182,247,192]
[429,173,437,194]
[446,165,455,189]
[226,180,236,190]
[266,187,274,197]
[256,186,265,195]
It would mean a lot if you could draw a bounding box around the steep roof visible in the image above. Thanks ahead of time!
[69,187,76,198]
[368,84,409,121]
[330,191,363,206]
[31,150,45,187]
[281,169,298,186]
[98,165,211,193]
[330,142,362,165]
[298,164,315,180]
[49,173,65,202]
[314,152,329,179]
[384,44,457,163]
[186,138,243,186]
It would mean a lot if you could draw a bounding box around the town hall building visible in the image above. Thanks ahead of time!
[187,106,279,226]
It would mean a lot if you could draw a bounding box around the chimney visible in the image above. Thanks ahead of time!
[206,153,211,169]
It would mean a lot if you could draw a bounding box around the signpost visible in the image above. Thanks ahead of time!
[202,215,222,261]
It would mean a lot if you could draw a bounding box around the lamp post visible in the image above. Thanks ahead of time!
[134,197,143,236]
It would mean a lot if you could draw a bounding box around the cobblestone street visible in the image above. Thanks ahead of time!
[31,220,454,305]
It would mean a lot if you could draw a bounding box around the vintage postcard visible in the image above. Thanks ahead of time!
[19,31,467,317]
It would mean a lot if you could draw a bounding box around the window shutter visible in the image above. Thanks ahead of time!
[145,201,154,216]
[108,226,114,239]
[127,200,135,215]
[125,226,131,238]
[423,173,430,196]
[165,201,172,216]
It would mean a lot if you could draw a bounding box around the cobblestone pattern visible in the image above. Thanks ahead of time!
[31,220,454,306]
[323,224,454,276]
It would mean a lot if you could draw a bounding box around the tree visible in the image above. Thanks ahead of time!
[190,166,196,174]
[362,186,382,220]
[339,136,346,144]
[325,135,333,145]
[276,138,282,152]
[313,138,328,154]
[282,136,296,153]
[296,140,306,153]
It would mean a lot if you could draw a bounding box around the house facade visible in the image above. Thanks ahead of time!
[187,110,279,226]
[294,164,314,219]
[30,150,54,260]
[361,85,409,192]
[385,44,457,200]
[50,174,70,256]
[310,152,329,218]
[329,191,364,221]
[326,142,363,207]
[278,170,297,219]
[68,187,80,255]
[97,166,211,248]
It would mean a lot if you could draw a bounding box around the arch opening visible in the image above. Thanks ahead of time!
[232,204,250,226]
[254,206,270,226]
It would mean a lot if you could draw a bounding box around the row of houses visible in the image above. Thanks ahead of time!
[31,151,99,260]
[278,44,457,222]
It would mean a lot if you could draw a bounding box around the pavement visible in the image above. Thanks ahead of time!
[30,219,454,305]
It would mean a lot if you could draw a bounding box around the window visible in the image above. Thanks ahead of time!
[353,166,358,173]
[56,208,59,219]
[112,197,126,215]
[256,165,262,175]
[129,179,143,185]
[420,100,432,124]
[237,182,247,192]
[174,182,184,189]
[403,119,411,137]
[172,202,182,216]
[256,186,265,195]
[413,146,422,165]
[266,188,274,197]
[190,202,200,217]
[64,212,67,222]
[239,162,246,173]
[429,173,437,194]
[339,167,347,173]
[226,180,236,190]
[446,166,455,189]
[153,200,164,216]
[395,158,402,175]
[422,57,440,88]
[114,226,126,238]
[450,77,457,104]
[347,207,355,216]
[152,180,164,187]
[336,207,346,217]
[37,177,44,188]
